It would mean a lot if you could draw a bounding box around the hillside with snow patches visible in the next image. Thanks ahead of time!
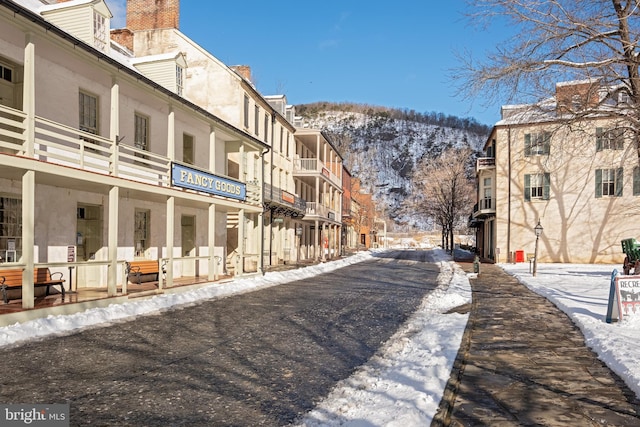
[295,104,492,227]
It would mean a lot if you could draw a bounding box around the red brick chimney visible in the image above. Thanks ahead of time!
[110,28,134,51]
[230,65,252,83]
[556,79,600,113]
[126,0,180,31]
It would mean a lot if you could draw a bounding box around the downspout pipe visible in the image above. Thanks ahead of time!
[507,126,512,263]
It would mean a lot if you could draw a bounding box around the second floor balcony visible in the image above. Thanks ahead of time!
[263,183,306,217]
[472,197,495,219]
[476,157,496,172]
[305,202,340,223]
[293,158,341,188]
[0,104,261,206]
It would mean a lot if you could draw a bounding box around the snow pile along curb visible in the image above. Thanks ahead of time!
[298,256,472,426]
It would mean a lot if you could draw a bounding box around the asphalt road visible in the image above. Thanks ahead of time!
[0,249,441,426]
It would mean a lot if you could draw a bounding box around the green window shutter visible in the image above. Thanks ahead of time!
[524,174,531,201]
[616,167,624,197]
[617,129,624,150]
[634,167,640,196]
[596,128,603,152]
[595,169,602,198]
[543,173,551,200]
[543,132,551,155]
[524,134,531,157]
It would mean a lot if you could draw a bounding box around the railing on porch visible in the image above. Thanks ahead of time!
[0,104,260,202]
[305,202,338,220]
[293,157,341,187]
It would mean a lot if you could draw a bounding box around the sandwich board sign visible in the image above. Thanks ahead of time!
[607,269,640,322]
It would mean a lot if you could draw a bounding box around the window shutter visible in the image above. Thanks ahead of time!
[634,167,640,196]
[524,134,531,157]
[596,128,603,152]
[616,167,624,197]
[543,132,551,155]
[616,129,624,150]
[595,169,602,198]
[524,174,531,201]
[543,173,551,200]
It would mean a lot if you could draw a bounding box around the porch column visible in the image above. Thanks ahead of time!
[21,170,35,309]
[23,33,35,157]
[237,208,245,276]
[164,196,175,289]
[107,186,119,296]
[208,204,216,280]
[209,126,216,172]
[314,219,320,261]
[109,77,119,175]
[167,106,175,161]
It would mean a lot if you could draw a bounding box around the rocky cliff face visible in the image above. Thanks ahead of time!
[295,104,491,226]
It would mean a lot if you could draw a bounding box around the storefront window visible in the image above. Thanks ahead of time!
[0,197,21,263]
[77,204,103,261]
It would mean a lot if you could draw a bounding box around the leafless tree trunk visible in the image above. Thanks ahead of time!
[404,148,475,253]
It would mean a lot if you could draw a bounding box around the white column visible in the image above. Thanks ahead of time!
[167,106,175,161]
[237,208,245,276]
[209,126,216,172]
[107,186,119,296]
[109,77,120,175]
[208,204,217,280]
[21,170,35,309]
[23,33,35,157]
[164,196,175,289]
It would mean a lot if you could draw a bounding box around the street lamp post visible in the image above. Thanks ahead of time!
[533,220,543,277]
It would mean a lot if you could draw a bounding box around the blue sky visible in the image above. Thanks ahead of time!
[106,1,510,125]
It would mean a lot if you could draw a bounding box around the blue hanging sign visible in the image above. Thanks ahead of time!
[171,163,246,201]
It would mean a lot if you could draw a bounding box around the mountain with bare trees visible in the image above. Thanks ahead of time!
[294,102,491,228]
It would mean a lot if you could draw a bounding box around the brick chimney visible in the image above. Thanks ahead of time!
[110,28,134,51]
[556,79,600,113]
[230,65,252,83]
[126,0,180,31]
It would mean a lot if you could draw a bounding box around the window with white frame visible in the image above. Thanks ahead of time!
[183,133,194,165]
[243,95,249,129]
[134,209,150,257]
[524,173,550,201]
[93,10,107,52]
[77,204,103,261]
[134,113,149,151]
[596,128,624,151]
[264,115,269,143]
[482,177,492,209]
[596,168,623,198]
[79,91,98,135]
[254,105,260,136]
[524,132,550,156]
[0,63,12,83]
[0,196,21,263]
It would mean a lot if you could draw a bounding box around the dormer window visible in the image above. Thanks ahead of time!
[619,91,630,104]
[93,10,108,52]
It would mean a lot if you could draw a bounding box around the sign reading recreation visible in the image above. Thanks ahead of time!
[607,270,640,322]
[171,163,246,201]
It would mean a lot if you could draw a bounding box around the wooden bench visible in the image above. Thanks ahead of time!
[125,260,165,285]
[0,268,66,304]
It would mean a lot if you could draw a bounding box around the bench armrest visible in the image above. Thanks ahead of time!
[50,271,64,281]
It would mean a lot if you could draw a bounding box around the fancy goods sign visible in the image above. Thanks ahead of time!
[171,163,246,201]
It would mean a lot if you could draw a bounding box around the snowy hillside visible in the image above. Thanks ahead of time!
[295,104,491,227]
